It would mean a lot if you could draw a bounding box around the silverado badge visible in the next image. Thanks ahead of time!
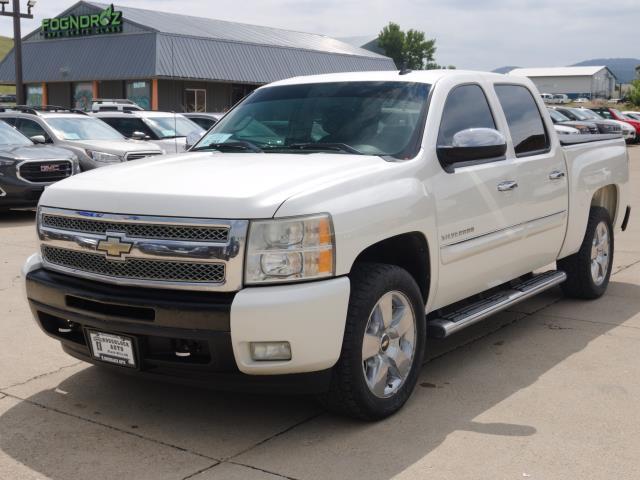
[96,235,133,259]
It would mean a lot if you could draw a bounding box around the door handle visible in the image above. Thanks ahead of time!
[497,180,518,192]
[549,170,565,180]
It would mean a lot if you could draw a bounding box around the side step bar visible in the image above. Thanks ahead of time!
[428,270,566,338]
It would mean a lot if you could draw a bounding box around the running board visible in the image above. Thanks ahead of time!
[428,270,567,338]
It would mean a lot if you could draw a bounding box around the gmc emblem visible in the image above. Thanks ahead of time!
[40,164,60,172]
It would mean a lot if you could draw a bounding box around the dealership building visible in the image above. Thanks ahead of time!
[508,66,618,99]
[0,2,395,111]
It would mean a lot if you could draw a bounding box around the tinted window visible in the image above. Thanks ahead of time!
[437,84,496,146]
[101,117,156,139]
[16,119,51,142]
[1,117,16,126]
[495,85,549,156]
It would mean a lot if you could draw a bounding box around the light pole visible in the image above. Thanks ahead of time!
[0,0,36,105]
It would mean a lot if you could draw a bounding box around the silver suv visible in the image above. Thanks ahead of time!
[91,110,204,153]
[0,107,164,171]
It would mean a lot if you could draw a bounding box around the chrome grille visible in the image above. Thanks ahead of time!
[18,160,73,183]
[125,152,162,161]
[42,246,225,283]
[41,215,229,242]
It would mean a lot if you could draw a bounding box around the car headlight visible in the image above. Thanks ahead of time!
[85,150,122,163]
[245,214,335,284]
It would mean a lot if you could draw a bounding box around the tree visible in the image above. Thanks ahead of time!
[629,79,640,107]
[377,22,440,70]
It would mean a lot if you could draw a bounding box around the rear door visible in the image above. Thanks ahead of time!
[493,83,568,267]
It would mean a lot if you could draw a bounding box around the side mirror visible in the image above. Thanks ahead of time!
[437,128,507,167]
[30,135,46,144]
[131,131,147,140]
[185,131,204,150]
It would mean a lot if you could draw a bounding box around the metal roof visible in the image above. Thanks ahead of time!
[508,66,613,77]
[0,1,395,84]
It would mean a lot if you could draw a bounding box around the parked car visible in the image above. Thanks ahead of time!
[0,93,16,104]
[555,106,623,136]
[24,71,629,420]
[0,120,78,211]
[182,112,223,130]
[574,97,590,103]
[553,94,569,104]
[622,111,640,121]
[540,93,554,103]
[576,108,636,143]
[0,107,164,171]
[91,99,143,112]
[553,124,581,135]
[92,110,205,153]
[590,107,640,140]
[547,108,594,134]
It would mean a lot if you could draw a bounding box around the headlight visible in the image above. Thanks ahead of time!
[85,150,122,163]
[245,214,335,284]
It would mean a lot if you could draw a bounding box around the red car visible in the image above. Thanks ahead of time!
[592,107,640,135]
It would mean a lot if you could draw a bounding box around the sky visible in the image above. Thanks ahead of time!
[0,0,637,71]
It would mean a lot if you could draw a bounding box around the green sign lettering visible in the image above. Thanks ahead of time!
[41,4,123,38]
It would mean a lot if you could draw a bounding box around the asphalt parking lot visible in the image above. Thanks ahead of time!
[1,146,640,480]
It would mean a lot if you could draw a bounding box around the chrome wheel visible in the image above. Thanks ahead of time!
[362,291,417,398]
[590,221,610,286]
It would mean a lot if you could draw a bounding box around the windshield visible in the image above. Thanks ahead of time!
[47,117,124,141]
[566,108,590,121]
[194,81,431,158]
[548,109,570,122]
[144,116,204,139]
[576,109,602,120]
[0,121,32,146]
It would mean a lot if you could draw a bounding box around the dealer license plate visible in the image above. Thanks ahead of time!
[88,331,136,368]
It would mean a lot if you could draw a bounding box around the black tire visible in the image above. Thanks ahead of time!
[557,206,614,299]
[319,263,426,420]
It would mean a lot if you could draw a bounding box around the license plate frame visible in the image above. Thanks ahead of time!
[86,329,138,369]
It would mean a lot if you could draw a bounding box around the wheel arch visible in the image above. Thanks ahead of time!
[350,232,430,303]
[590,184,619,224]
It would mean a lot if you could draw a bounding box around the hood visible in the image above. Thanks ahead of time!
[0,144,75,162]
[65,139,163,154]
[153,137,188,154]
[41,152,389,218]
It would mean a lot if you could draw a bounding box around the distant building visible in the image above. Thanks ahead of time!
[508,66,617,99]
[0,2,395,111]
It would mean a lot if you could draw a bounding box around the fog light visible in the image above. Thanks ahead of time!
[250,341,292,361]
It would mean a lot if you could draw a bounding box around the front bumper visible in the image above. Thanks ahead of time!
[23,255,350,392]
[0,176,45,209]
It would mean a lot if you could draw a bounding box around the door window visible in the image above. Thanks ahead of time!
[495,85,549,156]
[126,81,151,110]
[185,89,206,112]
[73,82,93,111]
[16,118,51,142]
[100,117,156,139]
[437,84,496,147]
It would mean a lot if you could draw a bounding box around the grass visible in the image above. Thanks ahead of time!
[0,35,15,95]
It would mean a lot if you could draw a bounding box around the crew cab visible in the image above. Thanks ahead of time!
[23,71,630,420]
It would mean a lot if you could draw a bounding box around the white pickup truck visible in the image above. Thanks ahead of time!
[23,70,630,420]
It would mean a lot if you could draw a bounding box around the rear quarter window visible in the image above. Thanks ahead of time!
[494,85,550,156]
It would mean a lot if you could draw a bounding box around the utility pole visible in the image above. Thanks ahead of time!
[0,0,36,105]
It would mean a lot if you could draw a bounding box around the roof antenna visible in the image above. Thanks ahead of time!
[399,60,412,76]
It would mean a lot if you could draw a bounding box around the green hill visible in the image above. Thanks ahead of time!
[0,35,14,94]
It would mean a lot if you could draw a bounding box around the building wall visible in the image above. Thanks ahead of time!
[526,70,616,99]
[99,80,125,99]
[158,80,236,112]
[47,82,71,107]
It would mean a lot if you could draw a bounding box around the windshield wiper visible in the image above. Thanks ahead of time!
[191,141,263,153]
[287,143,363,154]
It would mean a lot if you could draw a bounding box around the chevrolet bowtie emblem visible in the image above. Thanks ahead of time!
[97,236,133,258]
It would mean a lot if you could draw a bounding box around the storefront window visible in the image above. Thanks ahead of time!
[185,89,206,112]
[73,82,93,111]
[126,80,151,110]
[26,85,43,107]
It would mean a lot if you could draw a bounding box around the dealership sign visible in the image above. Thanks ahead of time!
[41,4,123,38]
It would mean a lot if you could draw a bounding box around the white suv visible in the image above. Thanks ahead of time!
[92,110,205,153]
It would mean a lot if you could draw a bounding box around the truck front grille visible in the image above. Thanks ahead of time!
[38,207,248,291]
[41,214,229,242]
[19,160,73,183]
[42,246,226,283]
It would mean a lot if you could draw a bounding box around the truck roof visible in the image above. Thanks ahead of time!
[267,69,513,88]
